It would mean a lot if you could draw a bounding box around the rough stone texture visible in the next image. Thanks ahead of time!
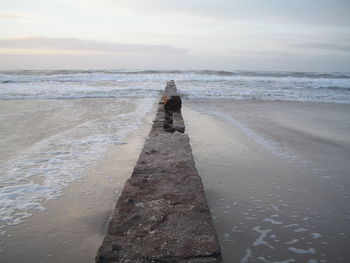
[172,112,185,133]
[163,80,178,97]
[96,82,221,263]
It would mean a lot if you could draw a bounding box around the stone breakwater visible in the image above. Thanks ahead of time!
[96,81,222,263]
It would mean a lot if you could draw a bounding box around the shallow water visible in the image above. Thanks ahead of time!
[184,100,350,263]
[0,98,154,231]
[0,70,349,261]
[1,70,350,103]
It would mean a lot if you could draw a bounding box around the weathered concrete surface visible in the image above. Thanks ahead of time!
[96,82,221,262]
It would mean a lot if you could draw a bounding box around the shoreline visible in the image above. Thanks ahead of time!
[0,100,156,262]
[183,100,350,262]
[1,98,349,262]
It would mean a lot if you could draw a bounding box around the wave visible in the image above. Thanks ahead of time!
[190,70,350,79]
[1,69,350,79]
[0,88,162,100]
[0,95,157,100]
[1,80,83,84]
[323,86,350,91]
[0,69,185,77]
[1,69,349,103]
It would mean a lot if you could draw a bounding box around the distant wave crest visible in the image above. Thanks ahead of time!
[1,69,350,79]
[1,70,350,103]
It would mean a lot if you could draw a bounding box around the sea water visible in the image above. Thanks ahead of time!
[0,69,349,235]
[1,69,350,103]
[182,101,350,263]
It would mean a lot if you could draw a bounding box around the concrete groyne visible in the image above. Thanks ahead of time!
[96,81,221,262]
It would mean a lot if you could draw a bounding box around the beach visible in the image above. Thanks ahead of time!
[0,98,156,262]
[183,100,350,263]
[0,70,350,262]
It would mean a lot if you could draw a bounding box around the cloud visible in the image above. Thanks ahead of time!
[0,10,38,22]
[57,0,350,27]
[235,50,301,58]
[0,37,186,55]
[290,43,350,53]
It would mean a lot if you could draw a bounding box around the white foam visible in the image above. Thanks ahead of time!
[264,217,283,225]
[0,98,155,230]
[232,225,243,233]
[311,233,322,239]
[259,257,296,263]
[294,228,308,232]
[288,247,316,254]
[2,70,350,102]
[240,248,252,263]
[253,226,274,249]
[285,239,299,245]
[270,214,280,218]
[282,224,300,228]
[270,204,280,211]
[203,110,302,164]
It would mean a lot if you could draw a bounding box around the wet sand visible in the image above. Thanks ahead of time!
[1,125,153,262]
[183,100,350,263]
[1,98,349,262]
[0,99,155,262]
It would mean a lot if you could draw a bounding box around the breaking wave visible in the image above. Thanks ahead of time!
[1,69,349,103]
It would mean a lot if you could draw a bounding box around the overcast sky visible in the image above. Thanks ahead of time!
[0,0,349,72]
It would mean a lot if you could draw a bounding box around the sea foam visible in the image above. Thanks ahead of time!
[0,98,155,230]
[1,70,350,103]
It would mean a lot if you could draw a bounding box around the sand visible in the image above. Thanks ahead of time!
[0,98,156,262]
[183,100,350,263]
[1,98,349,262]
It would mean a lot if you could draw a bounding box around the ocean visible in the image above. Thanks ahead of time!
[1,69,350,102]
[1,70,350,262]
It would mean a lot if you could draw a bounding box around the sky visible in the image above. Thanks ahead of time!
[0,0,349,72]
